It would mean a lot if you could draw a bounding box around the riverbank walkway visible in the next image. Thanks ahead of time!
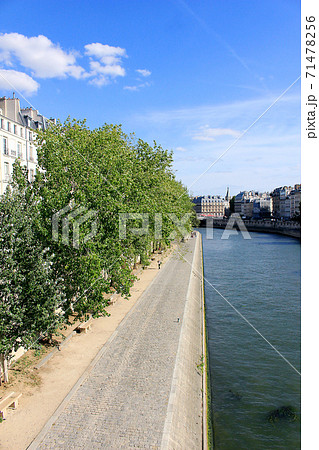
[29,235,203,449]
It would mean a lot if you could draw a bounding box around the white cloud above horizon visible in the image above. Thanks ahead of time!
[0,33,144,94]
[0,68,40,95]
[193,125,241,141]
[0,33,85,79]
[132,92,300,125]
[126,90,301,195]
[84,42,126,86]
[136,69,151,77]
[124,82,151,92]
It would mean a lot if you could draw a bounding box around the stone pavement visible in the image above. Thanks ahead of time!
[29,237,199,449]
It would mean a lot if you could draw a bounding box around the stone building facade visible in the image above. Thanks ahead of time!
[0,95,52,195]
[270,185,300,219]
[192,191,229,217]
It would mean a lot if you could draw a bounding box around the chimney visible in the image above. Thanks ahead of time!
[0,96,20,121]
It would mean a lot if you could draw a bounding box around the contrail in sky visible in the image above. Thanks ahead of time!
[175,0,269,91]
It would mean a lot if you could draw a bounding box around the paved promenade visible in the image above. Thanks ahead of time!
[29,236,202,449]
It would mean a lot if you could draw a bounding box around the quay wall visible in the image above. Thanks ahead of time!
[199,218,301,239]
[26,233,208,450]
[161,232,208,449]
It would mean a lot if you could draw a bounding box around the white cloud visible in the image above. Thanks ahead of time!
[136,69,151,77]
[175,146,187,152]
[88,75,110,88]
[0,69,39,95]
[133,94,300,126]
[124,81,151,92]
[0,33,85,79]
[89,60,125,77]
[193,125,241,141]
[127,92,300,194]
[85,42,126,85]
[85,43,126,61]
[124,85,139,91]
[0,33,150,92]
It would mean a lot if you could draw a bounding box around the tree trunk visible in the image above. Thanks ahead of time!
[0,354,9,383]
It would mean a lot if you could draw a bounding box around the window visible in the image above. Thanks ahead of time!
[3,137,8,155]
[14,124,17,134]
[4,162,10,181]
[29,131,33,141]
[0,119,4,129]
[7,122,11,132]
[17,142,22,158]
[29,146,34,161]
[20,128,23,137]
[29,169,35,182]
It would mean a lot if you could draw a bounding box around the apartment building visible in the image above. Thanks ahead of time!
[252,194,273,219]
[271,186,292,219]
[234,191,259,216]
[271,185,300,219]
[192,194,228,217]
[241,198,254,218]
[289,185,301,219]
[0,95,52,195]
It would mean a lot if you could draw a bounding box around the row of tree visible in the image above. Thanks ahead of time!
[0,119,194,381]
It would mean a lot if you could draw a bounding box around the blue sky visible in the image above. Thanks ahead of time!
[0,0,301,196]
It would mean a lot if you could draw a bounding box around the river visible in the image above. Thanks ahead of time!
[199,228,301,449]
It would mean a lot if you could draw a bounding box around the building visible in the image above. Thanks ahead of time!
[192,194,227,217]
[241,198,254,218]
[252,193,273,219]
[234,190,259,217]
[232,186,300,221]
[0,95,53,195]
[271,186,293,219]
[233,190,274,219]
[270,187,281,219]
[289,185,301,218]
[270,185,300,219]
[234,191,245,214]
[279,187,292,219]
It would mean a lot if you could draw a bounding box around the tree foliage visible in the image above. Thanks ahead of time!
[0,119,193,377]
[229,195,236,213]
[0,165,66,380]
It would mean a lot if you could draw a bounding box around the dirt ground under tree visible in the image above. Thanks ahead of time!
[0,247,174,450]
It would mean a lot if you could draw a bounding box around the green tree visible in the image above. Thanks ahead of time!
[33,119,193,322]
[1,119,194,381]
[0,165,66,382]
[229,195,236,213]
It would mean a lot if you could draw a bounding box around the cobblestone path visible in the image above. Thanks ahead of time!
[31,238,196,449]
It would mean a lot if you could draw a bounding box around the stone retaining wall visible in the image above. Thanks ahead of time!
[161,232,206,449]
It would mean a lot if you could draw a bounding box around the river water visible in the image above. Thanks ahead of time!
[199,228,301,449]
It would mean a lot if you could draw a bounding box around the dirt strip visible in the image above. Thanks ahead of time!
[0,247,173,450]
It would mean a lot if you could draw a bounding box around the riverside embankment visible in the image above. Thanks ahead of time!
[199,217,301,239]
[27,233,207,450]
